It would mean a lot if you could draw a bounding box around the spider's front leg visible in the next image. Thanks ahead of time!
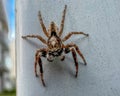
[66,43,87,65]
[35,48,47,86]
[71,48,78,77]
[64,46,78,77]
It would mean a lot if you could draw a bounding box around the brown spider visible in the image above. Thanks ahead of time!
[22,5,89,86]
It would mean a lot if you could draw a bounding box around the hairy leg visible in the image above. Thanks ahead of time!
[35,48,47,86]
[62,32,89,42]
[59,5,67,37]
[71,48,79,77]
[38,56,46,86]
[64,46,78,77]
[35,52,38,77]
[22,35,47,44]
[65,43,87,65]
[38,11,49,37]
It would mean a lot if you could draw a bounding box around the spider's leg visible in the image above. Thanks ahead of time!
[35,51,39,77]
[64,46,78,77]
[22,35,47,44]
[34,48,46,77]
[35,48,47,86]
[62,32,89,42]
[59,5,67,37]
[38,55,46,86]
[38,11,49,37]
[66,43,87,65]
[71,48,79,77]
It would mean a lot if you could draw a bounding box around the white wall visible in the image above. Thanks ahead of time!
[16,0,120,96]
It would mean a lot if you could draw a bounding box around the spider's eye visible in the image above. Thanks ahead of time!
[65,48,70,53]
[51,31,57,36]
[48,51,53,55]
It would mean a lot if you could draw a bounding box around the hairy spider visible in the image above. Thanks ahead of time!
[22,5,89,86]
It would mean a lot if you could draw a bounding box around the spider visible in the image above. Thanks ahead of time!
[22,5,89,86]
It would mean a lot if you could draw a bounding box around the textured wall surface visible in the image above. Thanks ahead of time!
[16,0,120,96]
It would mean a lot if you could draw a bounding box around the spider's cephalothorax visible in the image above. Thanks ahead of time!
[22,5,89,86]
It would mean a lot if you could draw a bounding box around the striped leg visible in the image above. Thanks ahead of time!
[34,48,47,86]
[71,48,79,77]
[65,43,87,65]
[64,46,78,77]
[38,56,46,86]
[35,52,38,77]
[38,11,49,37]
[22,35,47,44]
[59,5,67,37]
[62,32,89,42]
